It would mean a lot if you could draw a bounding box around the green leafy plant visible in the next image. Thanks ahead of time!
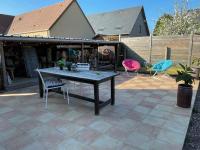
[57,59,65,68]
[144,62,153,70]
[192,57,200,67]
[176,63,194,86]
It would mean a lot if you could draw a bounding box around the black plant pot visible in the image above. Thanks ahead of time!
[60,66,63,70]
[177,84,193,108]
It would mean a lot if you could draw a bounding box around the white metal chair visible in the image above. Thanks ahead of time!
[74,63,90,90]
[77,63,90,71]
[36,69,69,109]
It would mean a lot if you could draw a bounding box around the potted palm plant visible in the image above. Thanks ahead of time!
[176,64,194,108]
[57,59,65,70]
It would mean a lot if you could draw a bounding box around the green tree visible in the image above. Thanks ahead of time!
[153,14,173,36]
[153,0,200,36]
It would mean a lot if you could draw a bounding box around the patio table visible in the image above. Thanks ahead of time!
[37,67,119,115]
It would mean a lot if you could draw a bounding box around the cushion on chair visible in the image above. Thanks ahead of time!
[152,60,173,72]
[45,79,65,88]
[122,59,141,71]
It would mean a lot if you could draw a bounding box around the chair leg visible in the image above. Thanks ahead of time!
[66,89,69,104]
[63,89,66,100]
[153,71,157,77]
[43,88,45,100]
[63,87,70,104]
[45,89,48,109]
[125,69,129,76]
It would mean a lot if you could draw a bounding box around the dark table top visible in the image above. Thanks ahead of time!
[38,67,119,82]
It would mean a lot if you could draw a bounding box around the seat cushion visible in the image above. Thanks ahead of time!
[45,79,65,88]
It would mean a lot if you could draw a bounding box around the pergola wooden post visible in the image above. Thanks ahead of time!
[114,43,119,72]
[81,43,84,63]
[0,42,8,90]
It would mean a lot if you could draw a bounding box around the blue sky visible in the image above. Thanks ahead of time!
[0,0,199,32]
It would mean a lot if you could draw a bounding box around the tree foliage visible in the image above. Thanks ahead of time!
[153,0,200,36]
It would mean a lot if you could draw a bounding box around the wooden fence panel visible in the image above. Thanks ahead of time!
[121,35,200,65]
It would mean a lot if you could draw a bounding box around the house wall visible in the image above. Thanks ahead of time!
[18,30,49,37]
[50,1,95,39]
[130,11,149,37]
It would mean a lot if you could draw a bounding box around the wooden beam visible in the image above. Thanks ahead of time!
[0,42,8,89]
[188,32,194,66]
[81,43,84,63]
[96,45,99,70]
[114,44,119,72]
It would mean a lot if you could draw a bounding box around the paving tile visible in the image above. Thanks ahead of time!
[36,112,57,123]
[127,110,146,122]
[35,129,65,149]
[149,109,170,119]
[120,144,141,150]
[3,133,35,150]
[0,145,6,150]
[135,122,160,138]
[133,105,152,114]
[0,127,25,143]
[61,110,84,122]
[139,101,157,109]
[91,135,123,150]
[157,129,185,145]
[154,104,174,112]
[119,118,140,131]
[149,140,181,150]
[89,120,112,133]
[142,115,166,127]
[21,142,47,150]
[46,118,69,128]
[107,126,131,141]
[0,74,197,150]
[56,123,85,137]
[0,118,13,131]
[17,119,43,131]
[57,138,93,150]
[0,107,14,115]
[125,131,153,149]
[73,128,101,145]
[162,120,187,134]
[8,114,31,126]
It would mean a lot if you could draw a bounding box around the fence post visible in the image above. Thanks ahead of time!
[188,32,194,66]
[149,34,152,63]
[165,47,171,60]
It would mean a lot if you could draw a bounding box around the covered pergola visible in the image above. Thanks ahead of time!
[0,35,122,90]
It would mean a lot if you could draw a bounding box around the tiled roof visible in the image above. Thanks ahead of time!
[7,0,74,35]
[87,6,143,35]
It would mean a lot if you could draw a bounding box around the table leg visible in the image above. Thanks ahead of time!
[94,83,99,115]
[38,75,43,98]
[111,77,115,105]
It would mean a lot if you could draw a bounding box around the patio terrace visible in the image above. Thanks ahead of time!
[0,73,198,150]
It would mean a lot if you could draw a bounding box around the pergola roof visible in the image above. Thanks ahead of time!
[0,35,120,46]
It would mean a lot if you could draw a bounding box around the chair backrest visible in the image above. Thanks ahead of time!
[77,63,90,71]
[153,60,173,71]
[122,59,141,71]
[36,69,46,88]
[162,60,173,70]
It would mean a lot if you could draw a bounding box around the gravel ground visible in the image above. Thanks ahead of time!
[183,82,200,150]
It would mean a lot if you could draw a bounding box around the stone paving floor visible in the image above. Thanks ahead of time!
[0,73,198,150]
